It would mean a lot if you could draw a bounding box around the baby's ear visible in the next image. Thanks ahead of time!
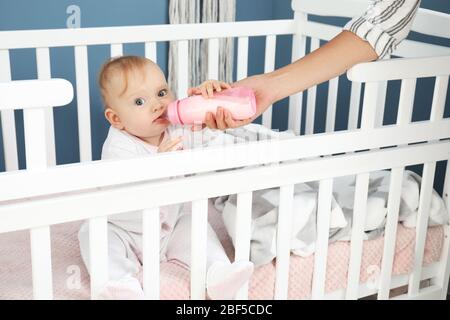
[104,107,124,129]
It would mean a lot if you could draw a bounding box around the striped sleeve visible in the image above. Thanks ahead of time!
[343,0,421,59]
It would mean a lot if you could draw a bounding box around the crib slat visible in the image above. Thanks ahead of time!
[145,42,157,62]
[0,110,19,171]
[408,162,437,296]
[237,37,249,81]
[360,82,379,129]
[348,82,361,130]
[110,43,123,57]
[177,40,189,99]
[305,38,320,135]
[312,178,333,299]
[74,45,92,162]
[88,216,108,299]
[288,11,307,135]
[262,35,276,129]
[30,226,53,299]
[444,162,450,214]
[0,49,18,171]
[24,108,47,169]
[234,191,253,300]
[0,111,17,169]
[377,167,405,300]
[191,199,208,300]
[143,208,160,300]
[23,105,53,299]
[396,79,416,125]
[431,160,450,297]
[346,172,370,299]
[208,38,219,80]
[36,47,56,167]
[375,81,387,127]
[430,76,449,121]
[326,76,338,132]
[275,184,294,299]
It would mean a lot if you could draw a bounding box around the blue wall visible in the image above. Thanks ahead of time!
[0,0,448,193]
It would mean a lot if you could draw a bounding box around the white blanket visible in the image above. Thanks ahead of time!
[214,170,448,267]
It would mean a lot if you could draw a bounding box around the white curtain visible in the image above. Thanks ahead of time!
[168,0,236,97]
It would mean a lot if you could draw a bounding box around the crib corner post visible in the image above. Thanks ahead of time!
[431,160,450,299]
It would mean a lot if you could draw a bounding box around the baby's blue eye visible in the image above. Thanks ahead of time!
[158,89,168,97]
[135,98,145,106]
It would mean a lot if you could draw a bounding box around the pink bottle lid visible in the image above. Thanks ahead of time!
[167,86,256,125]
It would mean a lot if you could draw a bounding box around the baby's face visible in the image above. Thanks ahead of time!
[105,62,175,142]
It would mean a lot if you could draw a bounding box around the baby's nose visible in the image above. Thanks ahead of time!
[152,103,164,113]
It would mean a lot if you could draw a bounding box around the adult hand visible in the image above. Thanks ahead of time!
[203,73,277,130]
[188,79,231,131]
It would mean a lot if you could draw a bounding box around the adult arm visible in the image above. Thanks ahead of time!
[205,0,421,130]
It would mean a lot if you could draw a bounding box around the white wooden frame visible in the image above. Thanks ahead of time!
[0,0,449,300]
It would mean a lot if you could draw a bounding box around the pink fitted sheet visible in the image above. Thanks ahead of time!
[0,200,444,300]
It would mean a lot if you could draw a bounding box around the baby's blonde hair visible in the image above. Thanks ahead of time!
[98,55,152,109]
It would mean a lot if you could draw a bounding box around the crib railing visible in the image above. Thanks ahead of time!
[1,0,449,300]
[0,79,73,299]
[290,0,450,136]
[0,20,296,170]
[0,131,448,299]
[1,119,448,204]
[347,55,450,300]
[1,1,449,172]
[0,54,449,300]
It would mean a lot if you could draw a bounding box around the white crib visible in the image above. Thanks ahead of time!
[0,0,449,300]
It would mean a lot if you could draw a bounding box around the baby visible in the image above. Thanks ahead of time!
[78,55,254,300]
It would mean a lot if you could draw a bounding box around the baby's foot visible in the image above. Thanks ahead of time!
[206,260,254,300]
[95,276,145,300]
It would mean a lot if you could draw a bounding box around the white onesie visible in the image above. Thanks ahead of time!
[78,125,251,298]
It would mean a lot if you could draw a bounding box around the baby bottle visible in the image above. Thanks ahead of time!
[166,86,256,125]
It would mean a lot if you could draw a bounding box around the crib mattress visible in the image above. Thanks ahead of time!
[0,200,444,300]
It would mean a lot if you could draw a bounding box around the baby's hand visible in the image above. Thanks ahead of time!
[157,136,183,153]
[187,80,231,99]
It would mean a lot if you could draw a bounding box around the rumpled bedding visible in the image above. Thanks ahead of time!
[214,170,448,266]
